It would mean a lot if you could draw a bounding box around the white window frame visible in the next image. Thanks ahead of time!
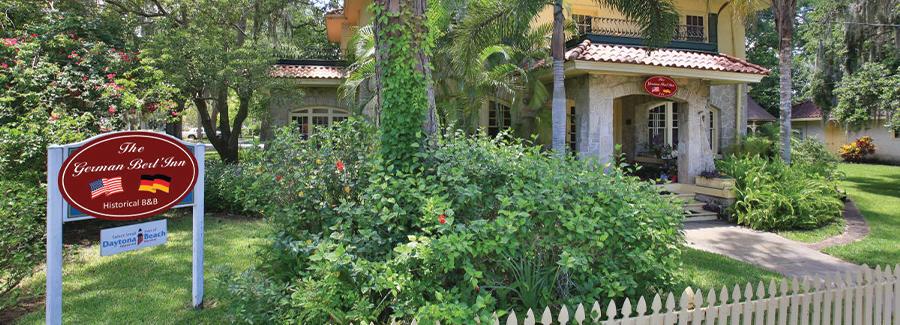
[708,106,720,154]
[289,106,349,136]
[647,102,679,149]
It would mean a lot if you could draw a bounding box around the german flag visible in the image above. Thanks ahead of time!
[139,174,171,193]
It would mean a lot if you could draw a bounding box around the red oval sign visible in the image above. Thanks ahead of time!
[58,131,199,221]
[644,76,678,98]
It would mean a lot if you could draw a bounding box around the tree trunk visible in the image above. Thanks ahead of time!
[773,0,796,164]
[550,0,567,156]
[415,0,438,142]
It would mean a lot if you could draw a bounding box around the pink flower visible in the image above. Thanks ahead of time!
[336,160,345,172]
[49,113,59,121]
[0,62,7,69]
[81,76,88,81]
[2,38,17,46]
[106,73,116,80]
[107,105,117,114]
[438,214,446,224]
[30,33,37,38]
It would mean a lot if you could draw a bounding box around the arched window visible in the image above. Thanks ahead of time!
[289,107,349,137]
[648,102,679,149]
[708,106,720,154]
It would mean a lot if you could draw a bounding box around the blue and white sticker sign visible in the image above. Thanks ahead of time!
[100,219,168,256]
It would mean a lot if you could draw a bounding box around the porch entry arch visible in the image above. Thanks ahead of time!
[289,106,349,136]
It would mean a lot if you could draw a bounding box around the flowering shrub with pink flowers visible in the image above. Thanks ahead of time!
[216,119,685,324]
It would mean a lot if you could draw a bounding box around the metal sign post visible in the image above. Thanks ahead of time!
[45,134,205,325]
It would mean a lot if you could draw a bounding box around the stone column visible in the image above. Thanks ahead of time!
[677,82,715,183]
[574,76,615,164]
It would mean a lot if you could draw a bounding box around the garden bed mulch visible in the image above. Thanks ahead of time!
[806,199,870,251]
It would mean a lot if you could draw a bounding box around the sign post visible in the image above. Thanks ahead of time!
[45,131,205,324]
[192,143,205,309]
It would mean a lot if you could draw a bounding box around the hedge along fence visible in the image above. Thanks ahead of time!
[359,264,899,325]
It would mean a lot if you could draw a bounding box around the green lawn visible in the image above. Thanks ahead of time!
[821,163,900,266]
[15,215,267,324]
[777,218,845,243]
[10,215,780,323]
[676,248,782,293]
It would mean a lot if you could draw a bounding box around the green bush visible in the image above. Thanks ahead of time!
[222,120,685,323]
[717,155,842,230]
[0,180,46,308]
[791,137,842,180]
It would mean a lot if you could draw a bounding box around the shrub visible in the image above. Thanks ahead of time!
[717,156,842,230]
[839,136,876,162]
[222,121,685,323]
[791,137,842,180]
[0,180,46,308]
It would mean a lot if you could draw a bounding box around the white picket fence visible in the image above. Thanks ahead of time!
[380,264,899,325]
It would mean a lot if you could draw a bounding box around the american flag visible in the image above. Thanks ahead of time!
[89,177,124,198]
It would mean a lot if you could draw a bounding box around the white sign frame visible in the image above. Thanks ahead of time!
[45,131,206,325]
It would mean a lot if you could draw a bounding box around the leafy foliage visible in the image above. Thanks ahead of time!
[839,135,877,162]
[717,155,842,231]
[219,120,684,323]
[0,180,45,309]
[833,63,900,131]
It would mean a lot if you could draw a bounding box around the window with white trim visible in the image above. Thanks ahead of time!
[289,107,349,137]
[648,102,679,149]
[567,105,577,152]
[487,100,512,137]
[708,107,719,154]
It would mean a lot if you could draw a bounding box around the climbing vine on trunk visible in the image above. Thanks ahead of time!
[373,0,431,170]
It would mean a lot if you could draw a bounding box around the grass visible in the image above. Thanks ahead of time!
[14,214,267,324]
[777,218,845,243]
[8,215,781,323]
[675,248,782,294]
[821,163,900,267]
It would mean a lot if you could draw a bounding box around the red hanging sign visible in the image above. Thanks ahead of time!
[58,131,199,221]
[644,76,678,98]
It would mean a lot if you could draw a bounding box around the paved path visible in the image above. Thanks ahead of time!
[684,220,865,277]
[807,199,870,250]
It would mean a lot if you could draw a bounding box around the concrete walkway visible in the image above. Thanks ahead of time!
[684,220,865,277]
[807,199,870,250]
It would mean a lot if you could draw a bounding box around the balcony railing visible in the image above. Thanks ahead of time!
[576,16,708,43]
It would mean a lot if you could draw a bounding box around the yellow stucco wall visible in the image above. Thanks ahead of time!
[331,0,752,58]
[533,0,747,58]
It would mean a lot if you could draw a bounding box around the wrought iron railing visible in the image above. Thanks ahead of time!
[575,16,708,43]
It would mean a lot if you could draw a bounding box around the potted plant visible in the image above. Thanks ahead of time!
[695,169,735,189]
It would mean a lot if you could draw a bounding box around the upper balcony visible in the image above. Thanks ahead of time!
[568,15,718,53]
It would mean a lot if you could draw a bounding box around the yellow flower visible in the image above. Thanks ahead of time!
[298,191,304,197]
[315,159,322,165]
[343,186,351,193]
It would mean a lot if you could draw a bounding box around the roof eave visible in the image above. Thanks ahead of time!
[568,60,767,84]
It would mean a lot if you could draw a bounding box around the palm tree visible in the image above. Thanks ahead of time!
[733,0,797,163]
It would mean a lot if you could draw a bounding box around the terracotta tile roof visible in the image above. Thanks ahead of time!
[270,64,346,79]
[747,97,776,121]
[565,40,770,75]
[791,101,823,120]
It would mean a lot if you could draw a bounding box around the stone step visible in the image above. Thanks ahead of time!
[684,210,718,222]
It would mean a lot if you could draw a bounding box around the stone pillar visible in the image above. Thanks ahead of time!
[677,82,715,184]
[574,76,615,164]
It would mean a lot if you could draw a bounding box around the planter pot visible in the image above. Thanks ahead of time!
[695,176,735,190]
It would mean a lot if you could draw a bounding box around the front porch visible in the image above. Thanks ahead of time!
[566,74,716,184]
[559,39,769,184]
